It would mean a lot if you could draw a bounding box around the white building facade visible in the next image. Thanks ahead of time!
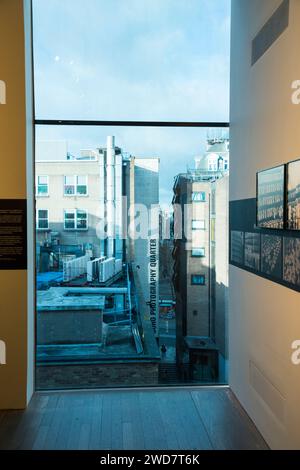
[36,137,124,263]
[36,136,160,335]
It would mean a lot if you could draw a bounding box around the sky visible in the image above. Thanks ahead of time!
[33,0,231,205]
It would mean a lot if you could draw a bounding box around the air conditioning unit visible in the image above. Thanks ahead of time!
[115,258,123,274]
[87,256,106,282]
[99,257,115,283]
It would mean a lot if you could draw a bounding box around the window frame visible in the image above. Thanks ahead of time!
[191,274,206,286]
[76,175,88,196]
[64,175,88,196]
[36,208,49,230]
[36,175,49,197]
[32,1,231,389]
[76,209,88,230]
[64,209,88,231]
[191,247,206,257]
[192,219,206,230]
[192,191,206,202]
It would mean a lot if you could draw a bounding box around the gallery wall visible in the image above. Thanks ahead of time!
[230,0,300,449]
[0,0,34,409]
[229,196,300,293]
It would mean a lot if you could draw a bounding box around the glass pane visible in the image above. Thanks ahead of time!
[191,274,205,285]
[77,176,87,194]
[77,175,86,185]
[32,0,230,121]
[38,185,48,194]
[65,187,75,195]
[38,219,48,229]
[77,185,87,195]
[35,125,229,389]
[77,210,86,219]
[64,175,74,185]
[192,220,205,230]
[38,210,48,218]
[192,248,205,257]
[77,219,87,229]
[65,221,75,229]
[38,175,48,184]
[192,191,206,202]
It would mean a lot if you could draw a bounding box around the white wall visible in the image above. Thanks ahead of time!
[215,175,229,361]
[0,0,34,409]
[230,0,300,449]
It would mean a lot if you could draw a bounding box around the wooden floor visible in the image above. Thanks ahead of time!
[0,387,268,450]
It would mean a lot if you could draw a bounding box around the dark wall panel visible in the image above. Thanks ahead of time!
[229,198,300,293]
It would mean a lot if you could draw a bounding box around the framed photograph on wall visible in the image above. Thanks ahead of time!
[230,230,244,265]
[283,237,300,287]
[244,232,260,271]
[261,234,282,279]
[286,159,300,230]
[256,164,285,229]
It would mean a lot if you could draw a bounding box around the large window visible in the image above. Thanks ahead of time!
[64,209,88,230]
[64,175,88,196]
[33,0,230,390]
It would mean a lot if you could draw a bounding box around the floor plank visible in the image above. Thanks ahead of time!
[167,390,213,450]
[88,392,104,450]
[156,391,182,449]
[139,391,168,450]
[99,392,112,450]
[121,391,144,450]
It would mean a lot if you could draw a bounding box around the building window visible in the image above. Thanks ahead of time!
[37,209,49,229]
[76,175,88,195]
[36,175,49,196]
[64,175,88,196]
[191,274,205,285]
[76,209,88,229]
[64,209,88,230]
[218,156,224,170]
[191,247,205,257]
[64,209,75,229]
[192,191,206,202]
[64,176,75,195]
[192,219,205,230]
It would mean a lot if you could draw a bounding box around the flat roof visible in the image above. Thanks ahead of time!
[37,287,105,312]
